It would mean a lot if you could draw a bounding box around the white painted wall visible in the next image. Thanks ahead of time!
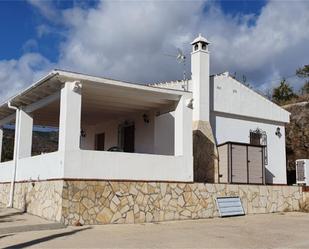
[154,112,174,155]
[0,152,63,182]
[0,161,14,182]
[212,75,290,123]
[18,110,33,159]
[80,111,175,155]
[58,81,82,152]
[191,48,210,121]
[0,147,193,182]
[63,150,193,182]
[213,113,287,184]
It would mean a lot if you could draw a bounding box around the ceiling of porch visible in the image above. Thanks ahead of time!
[31,81,179,127]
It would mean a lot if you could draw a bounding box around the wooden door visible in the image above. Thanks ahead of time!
[123,125,135,152]
[248,146,263,184]
[231,145,247,183]
[95,133,105,151]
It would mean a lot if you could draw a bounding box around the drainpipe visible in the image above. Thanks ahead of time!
[7,101,20,208]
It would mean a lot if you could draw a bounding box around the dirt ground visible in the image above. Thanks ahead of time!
[1,208,309,248]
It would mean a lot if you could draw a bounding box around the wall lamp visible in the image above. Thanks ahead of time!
[81,129,86,138]
[143,114,150,124]
[275,127,282,138]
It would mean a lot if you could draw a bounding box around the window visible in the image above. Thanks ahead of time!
[250,131,261,145]
[202,43,207,50]
[250,128,268,165]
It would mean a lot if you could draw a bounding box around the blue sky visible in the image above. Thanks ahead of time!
[0,0,308,100]
[0,0,266,61]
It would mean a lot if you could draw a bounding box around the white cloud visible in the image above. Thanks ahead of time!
[1,0,309,100]
[0,53,53,101]
[26,0,62,24]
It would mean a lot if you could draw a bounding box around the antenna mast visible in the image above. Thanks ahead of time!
[164,48,188,90]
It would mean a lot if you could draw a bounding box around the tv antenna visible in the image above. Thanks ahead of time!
[164,48,188,90]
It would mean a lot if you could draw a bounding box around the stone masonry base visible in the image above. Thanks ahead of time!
[0,181,63,221]
[0,180,306,225]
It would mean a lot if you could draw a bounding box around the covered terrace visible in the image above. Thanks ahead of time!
[0,70,193,189]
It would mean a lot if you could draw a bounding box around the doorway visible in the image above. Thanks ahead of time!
[119,122,135,153]
[95,133,105,151]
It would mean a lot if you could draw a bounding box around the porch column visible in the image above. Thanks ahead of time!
[0,127,3,162]
[17,109,33,158]
[174,95,193,157]
[58,81,82,151]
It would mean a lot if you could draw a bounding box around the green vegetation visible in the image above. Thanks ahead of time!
[272,79,297,105]
[271,65,309,106]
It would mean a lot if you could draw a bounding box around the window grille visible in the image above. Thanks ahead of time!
[250,128,268,165]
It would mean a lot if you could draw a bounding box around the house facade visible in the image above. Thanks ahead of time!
[151,34,289,184]
[0,34,295,224]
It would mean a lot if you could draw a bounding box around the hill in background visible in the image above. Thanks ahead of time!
[1,129,58,162]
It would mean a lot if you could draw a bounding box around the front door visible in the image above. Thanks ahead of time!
[95,133,105,151]
[123,124,135,153]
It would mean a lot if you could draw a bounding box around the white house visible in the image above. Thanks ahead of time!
[0,34,289,208]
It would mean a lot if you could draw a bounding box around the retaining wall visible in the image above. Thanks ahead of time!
[0,180,306,225]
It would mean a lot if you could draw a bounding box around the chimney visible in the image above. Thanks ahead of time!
[191,33,210,122]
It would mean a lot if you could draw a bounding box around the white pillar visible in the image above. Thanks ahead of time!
[0,127,3,162]
[58,81,82,152]
[174,95,193,157]
[17,110,33,159]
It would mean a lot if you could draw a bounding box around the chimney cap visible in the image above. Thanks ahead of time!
[191,33,210,45]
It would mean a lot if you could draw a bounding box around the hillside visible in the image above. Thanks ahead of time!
[1,129,58,162]
[284,101,309,184]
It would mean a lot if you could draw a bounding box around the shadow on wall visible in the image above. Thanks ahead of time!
[265,168,274,184]
[193,130,216,183]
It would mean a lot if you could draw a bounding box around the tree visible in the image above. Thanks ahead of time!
[296,65,309,78]
[300,82,309,95]
[272,79,297,105]
[296,65,309,95]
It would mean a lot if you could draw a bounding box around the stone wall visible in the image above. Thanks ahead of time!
[0,180,305,225]
[0,181,63,222]
[61,180,303,225]
[193,121,219,183]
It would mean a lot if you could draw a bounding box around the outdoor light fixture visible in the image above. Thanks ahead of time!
[81,129,86,137]
[143,114,150,124]
[275,127,282,138]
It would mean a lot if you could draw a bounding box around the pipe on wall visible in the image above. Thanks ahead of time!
[7,101,20,208]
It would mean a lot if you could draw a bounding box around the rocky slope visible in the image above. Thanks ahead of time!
[284,101,309,184]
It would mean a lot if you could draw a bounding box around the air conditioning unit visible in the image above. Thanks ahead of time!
[296,159,309,185]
